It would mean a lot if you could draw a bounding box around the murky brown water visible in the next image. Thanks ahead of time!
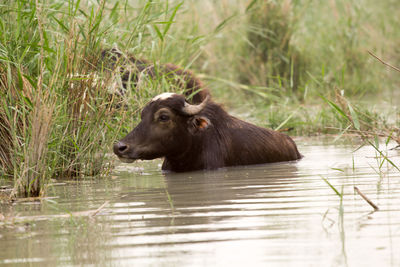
[1,138,400,266]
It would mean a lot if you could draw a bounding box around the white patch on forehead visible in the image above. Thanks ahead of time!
[151,92,177,102]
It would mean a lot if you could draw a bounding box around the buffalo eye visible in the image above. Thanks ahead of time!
[158,114,170,122]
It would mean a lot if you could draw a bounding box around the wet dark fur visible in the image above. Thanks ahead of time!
[101,48,209,103]
[162,98,301,172]
[114,94,302,172]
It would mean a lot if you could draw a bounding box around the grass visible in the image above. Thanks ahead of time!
[0,0,399,197]
[0,0,128,196]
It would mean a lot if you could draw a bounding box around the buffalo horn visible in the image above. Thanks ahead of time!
[182,95,210,115]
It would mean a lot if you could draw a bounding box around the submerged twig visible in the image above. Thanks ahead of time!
[354,186,379,211]
[90,201,110,217]
[368,51,400,73]
[390,145,400,151]
[1,201,111,225]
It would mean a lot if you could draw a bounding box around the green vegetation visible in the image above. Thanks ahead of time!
[0,0,399,197]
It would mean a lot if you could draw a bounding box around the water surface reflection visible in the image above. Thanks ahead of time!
[0,139,399,266]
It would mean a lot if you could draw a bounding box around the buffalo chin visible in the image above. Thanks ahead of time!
[118,157,136,163]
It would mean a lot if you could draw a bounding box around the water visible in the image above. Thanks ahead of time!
[1,138,400,266]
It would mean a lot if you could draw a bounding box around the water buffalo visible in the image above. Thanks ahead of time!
[113,93,301,172]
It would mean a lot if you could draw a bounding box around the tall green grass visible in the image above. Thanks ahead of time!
[186,0,399,100]
[181,0,399,138]
[0,0,189,197]
[0,0,399,197]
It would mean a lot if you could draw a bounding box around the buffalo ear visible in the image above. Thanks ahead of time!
[188,116,211,134]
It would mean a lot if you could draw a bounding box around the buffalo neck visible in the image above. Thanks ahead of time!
[162,134,205,172]
[163,103,230,172]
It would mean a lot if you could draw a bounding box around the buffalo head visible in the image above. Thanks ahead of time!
[113,93,210,164]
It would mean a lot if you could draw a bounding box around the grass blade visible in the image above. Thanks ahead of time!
[320,95,348,120]
[347,102,360,130]
[274,108,298,131]
[367,141,400,172]
[321,176,342,197]
[163,2,183,36]
[153,24,164,41]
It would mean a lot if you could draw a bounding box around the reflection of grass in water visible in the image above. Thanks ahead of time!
[337,185,348,267]
[165,188,174,211]
[321,177,348,266]
[368,139,400,174]
[164,188,176,227]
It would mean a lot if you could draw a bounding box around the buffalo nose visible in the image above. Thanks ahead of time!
[113,141,129,155]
